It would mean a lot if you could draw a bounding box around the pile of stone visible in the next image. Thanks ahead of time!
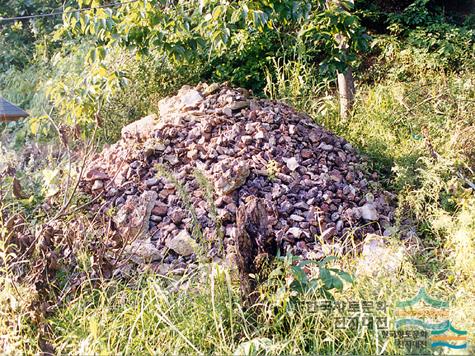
[82,83,395,268]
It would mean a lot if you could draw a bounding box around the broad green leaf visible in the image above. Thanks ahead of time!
[334,270,354,283]
[291,265,308,285]
[230,8,242,23]
[332,275,344,291]
[319,268,333,289]
[319,256,337,266]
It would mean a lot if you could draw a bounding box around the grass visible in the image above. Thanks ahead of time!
[35,244,473,354]
[1,35,475,354]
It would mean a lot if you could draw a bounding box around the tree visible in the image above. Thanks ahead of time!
[58,0,367,124]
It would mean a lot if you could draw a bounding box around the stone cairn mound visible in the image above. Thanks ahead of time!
[82,83,395,269]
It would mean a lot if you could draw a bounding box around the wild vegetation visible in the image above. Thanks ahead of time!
[1,0,474,354]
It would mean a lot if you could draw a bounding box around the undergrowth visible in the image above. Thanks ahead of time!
[2,62,474,353]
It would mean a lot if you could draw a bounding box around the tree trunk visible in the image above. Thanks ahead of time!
[337,52,355,119]
[329,0,356,119]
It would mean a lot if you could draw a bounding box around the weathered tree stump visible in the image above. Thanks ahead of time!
[235,197,276,305]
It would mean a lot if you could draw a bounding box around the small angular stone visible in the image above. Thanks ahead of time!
[152,203,168,216]
[145,177,159,187]
[91,180,104,190]
[284,157,299,171]
[288,227,303,238]
[290,214,304,222]
[301,149,313,158]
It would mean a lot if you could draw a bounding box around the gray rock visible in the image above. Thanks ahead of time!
[290,214,304,222]
[113,191,158,240]
[124,240,162,264]
[319,143,334,151]
[166,230,197,256]
[214,160,250,195]
[145,177,159,187]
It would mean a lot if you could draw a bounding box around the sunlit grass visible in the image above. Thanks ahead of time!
[43,243,474,355]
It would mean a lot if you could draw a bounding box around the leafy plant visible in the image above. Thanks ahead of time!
[57,0,368,102]
[268,252,353,300]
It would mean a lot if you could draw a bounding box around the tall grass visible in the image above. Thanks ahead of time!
[44,245,474,354]
[0,208,39,354]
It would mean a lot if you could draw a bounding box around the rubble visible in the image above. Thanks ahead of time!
[82,83,395,267]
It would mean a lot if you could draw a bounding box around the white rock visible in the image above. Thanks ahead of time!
[356,234,405,277]
[121,114,158,141]
[179,89,203,109]
[290,214,304,222]
[255,131,265,139]
[284,157,299,171]
[288,227,303,238]
[359,203,379,221]
[91,180,104,190]
[158,97,177,117]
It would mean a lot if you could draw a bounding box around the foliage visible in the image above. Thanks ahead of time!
[387,0,437,27]
[3,0,369,138]
[205,30,283,93]
[33,242,473,354]
[0,239,39,354]
[0,0,66,71]
[384,1,475,72]
[266,253,353,299]
[50,0,368,127]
